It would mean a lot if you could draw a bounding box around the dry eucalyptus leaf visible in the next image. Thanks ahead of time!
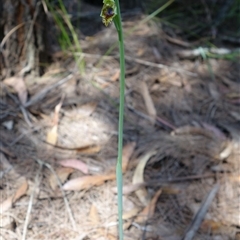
[0,180,28,213]
[76,102,97,118]
[46,125,58,145]
[0,215,15,228]
[123,207,140,220]
[108,142,136,173]
[0,196,14,213]
[59,159,88,174]
[77,145,101,154]
[162,186,181,195]
[89,204,100,225]
[122,142,136,172]
[98,228,116,240]
[112,183,143,195]
[139,81,157,124]
[53,99,63,125]
[132,150,157,205]
[200,219,224,234]
[63,173,116,191]
[12,180,28,202]
[46,99,63,145]
[110,69,120,81]
[135,188,162,223]
[4,76,27,105]
[49,167,74,190]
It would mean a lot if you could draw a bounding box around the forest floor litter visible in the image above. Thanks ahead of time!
[1,12,240,240]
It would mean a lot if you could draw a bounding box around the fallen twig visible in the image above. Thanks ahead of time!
[24,73,73,108]
[125,55,197,76]
[182,183,220,240]
[22,163,42,240]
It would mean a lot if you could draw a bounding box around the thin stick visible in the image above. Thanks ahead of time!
[125,56,197,77]
[22,163,43,240]
[182,183,220,240]
[24,73,73,108]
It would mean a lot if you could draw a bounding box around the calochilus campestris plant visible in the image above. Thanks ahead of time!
[101,0,125,239]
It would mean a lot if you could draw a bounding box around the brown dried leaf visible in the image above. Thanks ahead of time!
[122,142,136,173]
[76,102,97,118]
[4,76,27,105]
[132,150,156,205]
[110,70,120,81]
[0,214,15,228]
[49,167,74,190]
[112,183,143,195]
[135,189,162,223]
[0,180,28,213]
[46,99,63,145]
[139,81,157,124]
[200,219,223,233]
[12,180,28,202]
[77,145,101,154]
[0,196,13,214]
[123,207,140,220]
[46,125,58,145]
[89,204,100,225]
[229,174,240,183]
[98,229,116,240]
[162,186,181,195]
[59,159,88,174]
[53,99,63,125]
[63,173,116,191]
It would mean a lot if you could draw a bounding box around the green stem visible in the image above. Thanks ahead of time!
[113,1,125,239]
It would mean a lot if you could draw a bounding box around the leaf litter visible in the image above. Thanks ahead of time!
[0,6,240,240]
